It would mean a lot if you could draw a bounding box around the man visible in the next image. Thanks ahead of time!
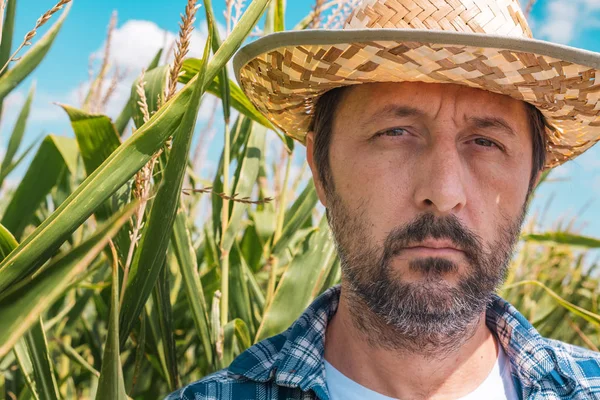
[168,0,600,398]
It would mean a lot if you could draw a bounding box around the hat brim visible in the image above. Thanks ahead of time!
[234,29,600,168]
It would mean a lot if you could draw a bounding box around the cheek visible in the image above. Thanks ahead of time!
[466,162,529,246]
[329,142,415,241]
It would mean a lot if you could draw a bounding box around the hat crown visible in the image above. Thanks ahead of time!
[344,0,533,38]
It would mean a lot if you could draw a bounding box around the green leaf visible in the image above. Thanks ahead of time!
[0,202,137,359]
[171,206,214,365]
[130,312,146,394]
[23,320,60,400]
[504,280,600,328]
[119,35,211,346]
[0,134,78,240]
[59,105,131,256]
[0,0,272,297]
[522,232,600,248]
[13,338,40,400]
[274,0,285,31]
[60,105,121,175]
[95,242,127,400]
[221,318,250,367]
[0,83,35,187]
[229,242,254,337]
[272,180,318,257]
[131,65,170,129]
[211,116,252,242]
[0,3,71,100]
[0,0,17,76]
[202,0,231,123]
[115,48,163,136]
[0,223,17,260]
[256,217,337,341]
[0,88,189,293]
[151,257,179,391]
[221,124,266,253]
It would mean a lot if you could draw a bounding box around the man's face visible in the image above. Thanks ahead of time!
[307,82,538,349]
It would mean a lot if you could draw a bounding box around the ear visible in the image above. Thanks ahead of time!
[305,132,328,207]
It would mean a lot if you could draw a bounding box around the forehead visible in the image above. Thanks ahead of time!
[335,82,529,130]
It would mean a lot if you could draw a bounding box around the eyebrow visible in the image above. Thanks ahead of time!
[468,116,516,137]
[361,105,517,137]
[361,105,426,129]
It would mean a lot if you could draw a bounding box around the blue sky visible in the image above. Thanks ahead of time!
[3,0,600,238]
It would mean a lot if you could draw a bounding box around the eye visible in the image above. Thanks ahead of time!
[377,128,407,137]
[473,138,499,148]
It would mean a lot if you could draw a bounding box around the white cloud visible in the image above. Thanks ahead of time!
[94,19,209,73]
[536,0,600,44]
[89,19,212,120]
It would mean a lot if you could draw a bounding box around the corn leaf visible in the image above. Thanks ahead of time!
[0,224,42,399]
[221,124,266,253]
[95,243,127,400]
[0,78,193,293]
[13,338,39,400]
[220,319,241,366]
[151,259,179,391]
[256,217,337,341]
[0,83,35,187]
[0,134,78,240]
[60,104,133,268]
[0,0,17,77]
[119,35,211,346]
[0,202,136,358]
[229,242,254,337]
[171,206,214,365]
[274,0,285,31]
[0,3,71,100]
[0,223,17,260]
[210,116,251,242]
[505,280,600,328]
[522,232,600,248]
[60,105,121,175]
[271,180,318,257]
[23,320,60,400]
[202,0,231,122]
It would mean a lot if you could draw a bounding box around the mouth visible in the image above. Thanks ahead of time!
[398,239,464,258]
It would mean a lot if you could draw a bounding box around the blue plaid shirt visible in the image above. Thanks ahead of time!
[166,285,600,399]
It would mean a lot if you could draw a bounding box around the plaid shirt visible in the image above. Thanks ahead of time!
[166,285,600,399]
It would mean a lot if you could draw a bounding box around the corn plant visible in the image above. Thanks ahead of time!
[0,0,598,399]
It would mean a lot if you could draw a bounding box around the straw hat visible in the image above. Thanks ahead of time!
[233,0,600,168]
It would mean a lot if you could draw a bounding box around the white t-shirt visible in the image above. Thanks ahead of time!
[324,341,519,400]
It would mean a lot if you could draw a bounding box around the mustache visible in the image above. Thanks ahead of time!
[382,213,484,265]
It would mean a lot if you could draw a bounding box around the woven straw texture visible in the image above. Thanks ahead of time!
[237,0,600,168]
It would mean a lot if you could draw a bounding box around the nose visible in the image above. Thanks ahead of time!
[413,141,467,215]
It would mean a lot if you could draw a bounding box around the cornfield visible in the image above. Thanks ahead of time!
[0,0,597,399]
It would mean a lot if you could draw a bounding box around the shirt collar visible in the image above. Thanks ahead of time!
[229,285,575,394]
[228,285,340,396]
[486,294,576,390]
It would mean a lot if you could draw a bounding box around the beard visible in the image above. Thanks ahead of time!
[325,191,527,358]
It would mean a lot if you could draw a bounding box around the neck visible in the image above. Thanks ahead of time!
[324,285,499,400]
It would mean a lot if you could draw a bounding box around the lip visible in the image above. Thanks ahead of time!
[399,239,464,257]
[399,247,464,257]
